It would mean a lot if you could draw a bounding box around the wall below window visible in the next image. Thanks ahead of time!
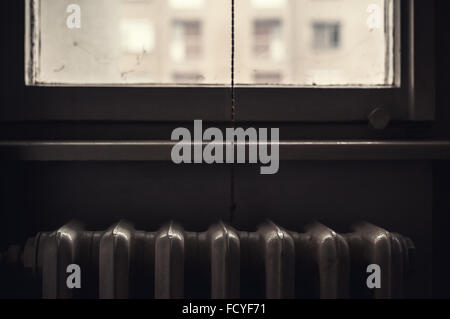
[0,160,432,298]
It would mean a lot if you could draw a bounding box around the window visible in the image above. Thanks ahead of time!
[251,0,286,9]
[26,0,230,85]
[21,0,434,123]
[235,0,394,86]
[312,22,340,50]
[27,0,392,87]
[120,19,155,54]
[253,71,283,84]
[171,21,202,62]
[253,19,283,61]
[169,0,205,9]
[172,72,204,83]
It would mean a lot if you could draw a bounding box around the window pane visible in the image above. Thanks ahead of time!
[235,0,396,86]
[26,0,231,85]
[26,0,397,87]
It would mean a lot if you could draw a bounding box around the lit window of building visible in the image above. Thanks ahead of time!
[120,19,155,54]
[173,72,204,83]
[169,0,205,9]
[251,0,286,9]
[253,71,282,84]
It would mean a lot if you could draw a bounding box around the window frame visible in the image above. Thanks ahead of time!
[2,0,434,124]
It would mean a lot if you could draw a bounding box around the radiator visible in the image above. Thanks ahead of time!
[12,221,413,299]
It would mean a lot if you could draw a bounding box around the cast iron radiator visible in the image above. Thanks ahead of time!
[6,221,414,299]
